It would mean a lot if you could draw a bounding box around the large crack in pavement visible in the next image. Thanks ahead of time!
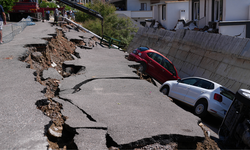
[18,22,221,149]
[19,28,98,149]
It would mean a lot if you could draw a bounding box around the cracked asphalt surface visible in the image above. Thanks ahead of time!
[0,21,215,149]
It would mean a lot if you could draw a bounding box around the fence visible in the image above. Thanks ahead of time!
[2,17,34,43]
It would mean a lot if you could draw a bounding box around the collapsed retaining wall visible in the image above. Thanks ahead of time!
[127,27,250,92]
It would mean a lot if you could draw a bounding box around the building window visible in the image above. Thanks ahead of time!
[214,0,219,21]
[162,5,166,20]
[141,3,147,10]
[193,1,199,20]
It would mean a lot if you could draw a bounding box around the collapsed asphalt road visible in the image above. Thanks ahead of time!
[0,21,220,149]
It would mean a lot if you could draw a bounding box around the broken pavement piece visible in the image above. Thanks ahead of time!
[43,67,63,80]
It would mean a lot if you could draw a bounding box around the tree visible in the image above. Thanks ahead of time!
[39,1,57,8]
[0,0,18,13]
[75,0,138,49]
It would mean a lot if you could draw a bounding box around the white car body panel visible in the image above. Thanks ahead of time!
[160,77,234,119]
[170,82,189,102]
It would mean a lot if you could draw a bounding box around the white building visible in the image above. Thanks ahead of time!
[219,0,250,38]
[109,0,175,24]
[187,0,250,38]
[152,1,189,30]
[151,0,250,38]
[188,0,222,29]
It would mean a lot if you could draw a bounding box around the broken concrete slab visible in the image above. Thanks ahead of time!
[61,79,204,145]
[75,129,108,150]
[54,97,107,129]
[57,43,206,146]
[43,67,63,80]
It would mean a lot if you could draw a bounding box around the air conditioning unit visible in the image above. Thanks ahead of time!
[180,10,186,20]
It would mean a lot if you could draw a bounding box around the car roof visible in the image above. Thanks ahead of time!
[142,48,173,63]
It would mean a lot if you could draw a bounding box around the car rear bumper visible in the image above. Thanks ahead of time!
[208,103,227,119]
[128,53,143,62]
[127,53,137,61]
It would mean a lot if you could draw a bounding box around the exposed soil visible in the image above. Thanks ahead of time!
[20,28,89,149]
[19,23,221,149]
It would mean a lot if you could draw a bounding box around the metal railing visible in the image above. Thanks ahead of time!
[2,17,33,44]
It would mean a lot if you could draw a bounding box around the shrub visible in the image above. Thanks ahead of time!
[75,0,138,49]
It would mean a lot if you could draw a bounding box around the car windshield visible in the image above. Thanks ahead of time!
[138,47,149,51]
[220,87,235,100]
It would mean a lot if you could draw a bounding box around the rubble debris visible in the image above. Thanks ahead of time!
[128,64,156,86]
[70,39,86,47]
[197,123,220,150]
[145,19,165,29]
[19,28,93,149]
[174,20,197,31]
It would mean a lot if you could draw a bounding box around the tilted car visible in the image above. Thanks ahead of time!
[159,77,235,119]
[219,89,250,148]
[128,47,180,83]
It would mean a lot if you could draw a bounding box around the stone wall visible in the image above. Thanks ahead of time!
[127,27,250,92]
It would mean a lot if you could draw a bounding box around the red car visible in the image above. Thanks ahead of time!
[128,47,180,83]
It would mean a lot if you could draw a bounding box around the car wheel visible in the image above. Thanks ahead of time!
[194,100,208,118]
[138,62,146,73]
[160,86,169,96]
[236,89,250,107]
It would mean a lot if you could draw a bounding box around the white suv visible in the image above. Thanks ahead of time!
[160,77,235,119]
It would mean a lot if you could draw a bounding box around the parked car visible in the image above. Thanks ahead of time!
[159,77,235,119]
[128,47,180,83]
[219,89,250,148]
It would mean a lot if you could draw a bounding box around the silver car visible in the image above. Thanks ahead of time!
[160,77,235,119]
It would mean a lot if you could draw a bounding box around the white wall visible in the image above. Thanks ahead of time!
[152,5,158,21]
[158,1,189,30]
[131,11,152,18]
[127,0,151,11]
[219,25,246,38]
[223,0,250,21]
[199,0,205,19]
[115,11,132,18]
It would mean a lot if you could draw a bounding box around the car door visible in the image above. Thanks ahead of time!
[145,52,156,76]
[170,78,200,103]
[161,58,178,82]
[146,53,165,82]
[184,79,214,105]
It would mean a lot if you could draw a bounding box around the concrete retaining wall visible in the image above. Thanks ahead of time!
[127,27,250,92]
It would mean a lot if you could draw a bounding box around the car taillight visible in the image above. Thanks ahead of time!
[214,93,222,102]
